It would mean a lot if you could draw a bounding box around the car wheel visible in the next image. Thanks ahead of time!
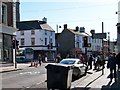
[84,67,87,76]
[77,69,81,78]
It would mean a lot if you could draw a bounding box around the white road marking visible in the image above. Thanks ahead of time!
[19,71,40,75]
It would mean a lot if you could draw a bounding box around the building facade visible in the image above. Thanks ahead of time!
[117,1,120,53]
[56,24,102,58]
[16,20,56,61]
[0,0,19,63]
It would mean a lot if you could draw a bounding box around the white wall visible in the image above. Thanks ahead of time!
[16,29,56,51]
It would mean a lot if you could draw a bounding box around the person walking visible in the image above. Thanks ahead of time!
[56,53,61,63]
[38,54,42,66]
[107,53,117,82]
[94,55,102,70]
[80,54,85,64]
[88,54,93,69]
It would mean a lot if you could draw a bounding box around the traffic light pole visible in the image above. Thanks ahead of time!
[102,22,104,75]
[13,37,17,69]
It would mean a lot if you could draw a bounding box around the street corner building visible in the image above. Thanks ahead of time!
[0,0,20,63]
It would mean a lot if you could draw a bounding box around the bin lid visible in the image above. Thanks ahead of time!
[45,63,73,69]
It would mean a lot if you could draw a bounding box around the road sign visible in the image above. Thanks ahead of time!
[93,33,106,39]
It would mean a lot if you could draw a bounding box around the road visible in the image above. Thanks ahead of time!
[1,63,47,88]
[1,62,119,90]
[1,63,92,89]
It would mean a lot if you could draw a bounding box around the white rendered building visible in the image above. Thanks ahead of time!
[16,20,56,61]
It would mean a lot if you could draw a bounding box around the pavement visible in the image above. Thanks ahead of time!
[0,62,37,73]
[0,62,120,90]
[71,67,120,90]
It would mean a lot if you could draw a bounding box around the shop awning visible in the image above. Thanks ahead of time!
[75,48,82,53]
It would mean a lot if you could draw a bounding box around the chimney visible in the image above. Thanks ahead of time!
[80,27,85,33]
[75,26,79,32]
[64,24,67,29]
[42,17,47,23]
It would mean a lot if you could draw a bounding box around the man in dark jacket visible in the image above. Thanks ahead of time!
[88,55,93,69]
[107,53,117,82]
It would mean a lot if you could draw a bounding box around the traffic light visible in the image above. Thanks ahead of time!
[16,40,19,49]
[83,36,88,47]
[12,40,19,49]
[12,40,15,49]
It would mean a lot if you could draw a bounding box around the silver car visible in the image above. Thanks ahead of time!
[59,58,87,78]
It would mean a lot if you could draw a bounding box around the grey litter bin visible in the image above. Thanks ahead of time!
[45,64,73,90]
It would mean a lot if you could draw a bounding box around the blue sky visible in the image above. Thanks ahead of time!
[20,0,120,41]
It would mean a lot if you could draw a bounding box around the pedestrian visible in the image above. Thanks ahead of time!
[38,54,42,66]
[88,54,93,69]
[80,54,85,64]
[94,56,98,70]
[94,55,102,70]
[107,53,117,82]
[56,53,61,63]
[116,52,120,70]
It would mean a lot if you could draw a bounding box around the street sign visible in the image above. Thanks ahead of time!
[93,33,106,39]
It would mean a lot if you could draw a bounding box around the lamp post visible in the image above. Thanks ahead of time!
[108,32,110,54]
[56,25,61,54]
[56,25,61,33]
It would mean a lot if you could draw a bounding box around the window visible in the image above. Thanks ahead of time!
[76,42,79,48]
[2,3,7,24]
[45,38,47,45]
[50,38,52,43]
[21,38,24,45]
[88,37,91,42]
[45,31,47,35]
[50,32,53,36]
[31,30,35,35]
[31,38,35,45]
[20,31,24,35]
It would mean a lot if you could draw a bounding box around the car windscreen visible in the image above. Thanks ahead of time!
[59,60,76,64]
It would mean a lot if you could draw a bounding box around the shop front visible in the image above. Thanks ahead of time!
[0,25,17,63]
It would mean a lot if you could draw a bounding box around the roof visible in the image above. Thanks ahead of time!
[16,20,54,31]
[68,29,90,36]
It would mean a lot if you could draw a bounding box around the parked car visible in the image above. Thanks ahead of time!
[59,58,87,78]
